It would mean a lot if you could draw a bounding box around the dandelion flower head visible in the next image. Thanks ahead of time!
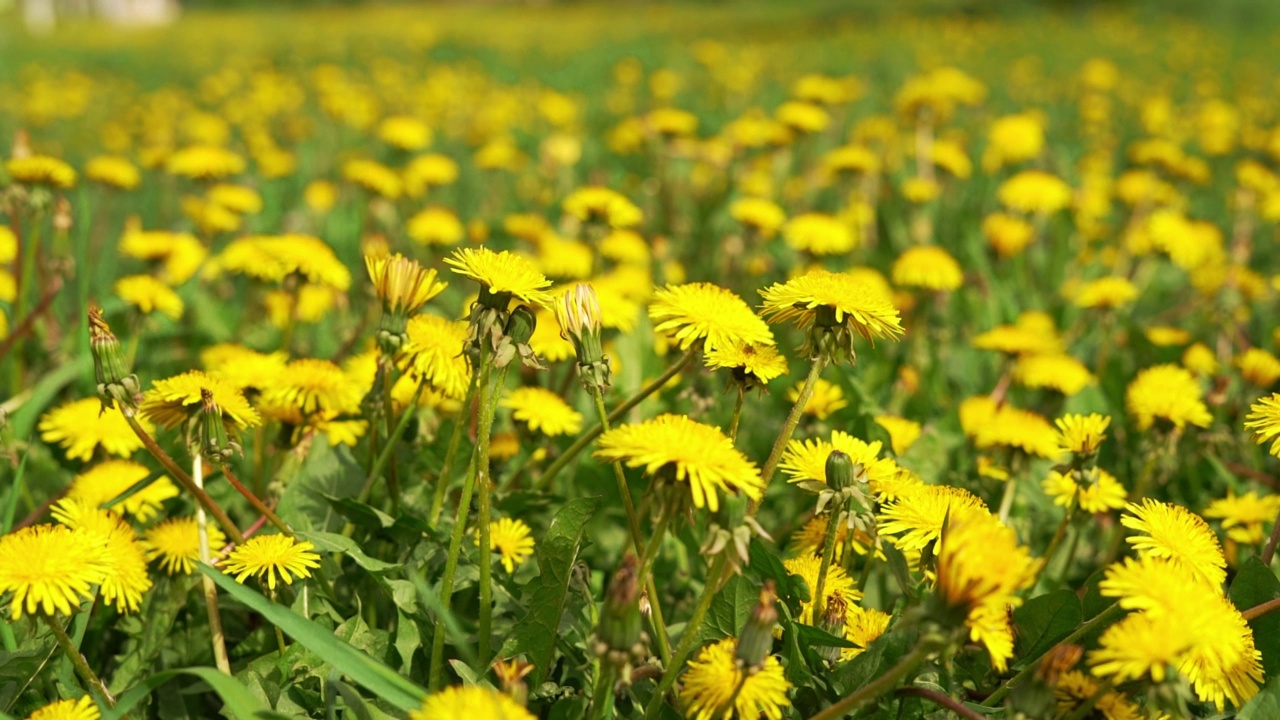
[143,517,227,575]
[221,534,322,591]
[1126,364,1213,431]
[650,282,774,352]
[477,517,536,574]
[39,398,150,462]
[445,247,553,307]
[759,269,904,343]
[680,638,792,720]
[500,387,584,437]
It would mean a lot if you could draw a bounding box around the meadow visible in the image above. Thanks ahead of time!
[3,2,1280,719]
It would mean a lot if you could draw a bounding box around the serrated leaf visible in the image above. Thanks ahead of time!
[511,496,600,686]
[1229,557,1280,676]
[199,564,427,712]
[101,667,288,720]
[1012,589,1081,663]
[699,574,758,643]
[297,531,399,574]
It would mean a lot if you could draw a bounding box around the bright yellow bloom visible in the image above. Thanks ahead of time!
[215,234,351,290]
[1126,364,1212,430]
[777,100,829,134]
[821,144,880,177]
[24,696,101,720]
[842,605,893,661]
[704,339,789,385]
[404,153,459,196]
[262,359,364,417]
[377,115,432,151]
[784,553,861,626]
[85,155,141,190]
[972,312,1062,355]
[141,370,261,430]
[681,638,792,720]
[996,170,1072,215]
[51,500,152,613]
[650,282,773,352]
[731,198,786,238]
[445,247,553,307]
[478,517,536,574]
[779,431,900,490]
[66,460,178,522]
[221,535,321,591]
[1236,347,1280,387]
[759,269,904,343]
[39,398,150,462]
[409,685,536,720]
[0,524,107,619]
[973,404,1062,459]
[1054,670,1143,720]
[165,145,245,179]
[1073,276,1139,309]
[407,206,465,246]
[788,378,847,420]
[119,229,207,285]
[878,485,989,553]
[986,113,1044,167]
[1041,469,1127,514]
[1245,393,1280,457]
[207,183,263,214]
[562,187,642,229]
[1055,413,1111,456]
[874,415,922,455]
[1012,353,1094,396]
[500,387,583,437]
[343,158,403,198]
[789,515,879,561]
[143,517,227,575]
[365,253,446,315]
[1146,326,1191,347]
[304,180,338,212]
[982,212,1036,258]
[1203,491,1280,545]
[6,155,77,188]
[783,213,856,255]
[1090,612,1188,685]
[1183,342,1220,376]
[595,414,763,511]
[201,343,288,390]
[114,274,184,319]
[892,246,963,292]
[1122,499,1226,587]
[400,313,472,399]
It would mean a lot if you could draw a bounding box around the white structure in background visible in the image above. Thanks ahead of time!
[22,0,178,33]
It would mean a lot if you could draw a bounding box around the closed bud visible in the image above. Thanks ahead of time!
[825,450,857,491]
[89,306,140,412]
[595,555,648,670]
[495,305,545,371]
[199,388,238,462]
[504,305,537,346]
[735,581,778,669]
[816,593,848,664]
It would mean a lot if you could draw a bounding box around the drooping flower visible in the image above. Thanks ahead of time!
[595,414,763,511]
[1121,499,1226,587]
[142,517,227,575]
[650,282,773,352]
[478,517,536,573]
[445,247,552,308]
[66,460,178,522]
[221,535,321,591]
[39,398,150,462]
[500,387,583,437]
[408,685,536,720]
[0,524,107,619]
[1126,364,1213,430]
[680,638,792,720]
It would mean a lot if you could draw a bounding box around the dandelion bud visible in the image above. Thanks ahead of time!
[556,283,611,392]
[366,253,445,355]
[199,388,238,462]
[816,593,848,664]
[504,305,537,346]
[735,581,778,670]
[825,450,858,492]
[89,306,140,412]
[594,555,648,670]
[495,305,545,371]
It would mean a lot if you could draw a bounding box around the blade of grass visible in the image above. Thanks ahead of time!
[1,442,30,533]
[101,666,286,720]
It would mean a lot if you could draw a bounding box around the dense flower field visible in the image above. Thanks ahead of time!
[4,3,1280,719]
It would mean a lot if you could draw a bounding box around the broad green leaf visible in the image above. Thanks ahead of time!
[747,539,808,614]
[1012,589,1081,664]
[777,603,815,687]
[102,667,287,720]
[8,356,92,440]
[199,564,427,712]
[1229,557,1280,676]
[276,443,365,533]
[324,496,397,530]
[699,573,758,643]
[1240,674,1280,720]
[298,531,399,574]
[394,608,420,675]
[794,623,856,649]
[833,628,915,697]
[511,496,600,686]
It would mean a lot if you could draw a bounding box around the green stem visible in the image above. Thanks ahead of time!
[346,382,426,536]
[643,555,730,720]
[220,464,292,538]
[756,355,828,502]
[806,637,938,720]
[813,507,842,620]
[428,450,478,691]
[997,477,1017,524]
[981,602,1123,706]
[45,615,116,707]
[194,455,231,675]
[429,373,480,527]
[728,385,745,444]
[1260,502,1280,566]
[474,347,502,670]
[1033,503,1075,587]
[536,348,696,492]
[382,360,401,516]
[588,664,616,720]
[124,414,244,544]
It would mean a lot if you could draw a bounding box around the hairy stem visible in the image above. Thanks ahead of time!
[643,555,730,720]
[45,616,117,707]
[429,373,480,527]
[756,355,828,503]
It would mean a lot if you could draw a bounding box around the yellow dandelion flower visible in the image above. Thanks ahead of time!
[1012,353,1094,396]
[784,554,861,625]
[973,404,1061,459]
[263,359,364,418]
[342,158,403,199]
[821,144,880,177]
[759,269,904,343]
[476,517,536,574]
[39,398,150,462]
[1183,342,1220,376]
[597,228,650,265]
[997,170,1072,215]
[530,308,575,363]
[24,696,101,720]
[892,246,963,292]
[119,228,207,285]
[878,485,989,553]
[789,515,879,560]
[873,415,922,456]
[562,187,642,229]
[537,238,594,280]
[200,343,288,390]
[1126,364,1212,430]
[987,113,1045,167]
[787,377,847,420]
[409,685,535,720]
[1146,326,1192,347]
[1055,413,1110,456]
[141,370,260,430]
[1073,276,1139,309]
[842,605,893,661]
[1236,347,1280,387]
[51,500,151,613]
[1042,469,1127,514]
[777,100,829,134]
[66,460,178,522]
[650,282,773,352]
[404,153,459,197]
[783,213,856,255]
[377,115,432,151]
[445,247,553,307]
[221,535,321,591]
[646,107,698,137]
[779,431,900,489]
[400,314,472,400]
[264,284,339,327]
[365,253,446,315]
[113,274,184,320]
[85,155,141,190]
[304,180,338,212]
[1054,670,1144,720]
[407,206,464,247]
[1122,499,1226,587]
[731,197,787,238]
[165,145,245,180]
[680,638,792,720]
[1090,612,1188,685]
[216,234,351,291]
[6,155,77,188]
[0,524,107,619]
[207,183,263,215]
[142,517,227,575]
[704,340,788,385]
[500,387,583,437]
[972,312,1063,355]
[1203,491,1280,545]
[595,414,763,511]
[982,212,1036,258]
[1245,393,1280,457]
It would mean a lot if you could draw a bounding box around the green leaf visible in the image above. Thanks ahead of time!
[699,574,757,643]
[276,442,365,533]
[101,667,287,720]
[324,496,397,530]
[794,624,856,649]
[777,603,815,687]
[511,496,600,686]
[199,564,427,712]
[747,539,807,614]
[1,444,29,534]
[1229,557,1280,675]
[1012,589,1082,663]
[833,628,915,697]
[297,531,399,574]
[1240,674,1280,720]
[8,356,92,440]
